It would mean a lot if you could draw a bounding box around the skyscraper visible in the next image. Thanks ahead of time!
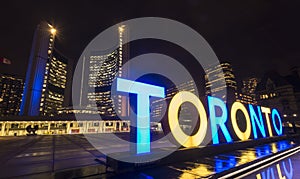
[242,77,258,97]
[256,70,300,119]
[40,50,68,116]
[20,22,69,116]
[87,48,120,117]
[80,25,129,118]
[236,93,257,105]
[236,77,259,105]
[151,80,198,135]
[204,62,237,103]
[0,74,24,116]
[151,80,196,120]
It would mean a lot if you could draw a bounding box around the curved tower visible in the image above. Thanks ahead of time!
[20,22,68,116]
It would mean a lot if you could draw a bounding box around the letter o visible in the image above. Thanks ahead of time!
[271,109,283,135]
[168,91,208,147]
[231,101,251,141]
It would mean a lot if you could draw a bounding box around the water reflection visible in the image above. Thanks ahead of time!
[178,163,214,179]
[213,140,295,173]
[246,158,294,179]
[176,140,297,178]
[237,150,257,165]
[255,146,271,157]
[214,155,236,173]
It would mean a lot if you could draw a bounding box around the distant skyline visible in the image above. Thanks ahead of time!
[1,0,300,84]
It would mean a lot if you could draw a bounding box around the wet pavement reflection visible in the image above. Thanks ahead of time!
[120,140,298,178]
[0,135,298,178]
[244,152,300,179]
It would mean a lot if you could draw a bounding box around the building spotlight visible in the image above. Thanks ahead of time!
[50,28,57,35]
[48,23,57,35]
[118,25,125,33]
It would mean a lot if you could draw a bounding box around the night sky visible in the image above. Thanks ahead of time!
[1,0,300,85]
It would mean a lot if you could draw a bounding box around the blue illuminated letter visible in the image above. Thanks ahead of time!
[117,78,165,154]
[271,108,283,135]
[249,105,266,139]
[282,158,293,179]
[208,96,232,144]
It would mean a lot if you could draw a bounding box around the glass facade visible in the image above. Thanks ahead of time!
[87,49,120,117]
[20,22,68,116]
[41,50,68,116]
[83,25,129,118]
[236,92,256,105]
[242,77,258,96]
[205,62,237,103]
[0,74,24,116]
[151,80,197,134]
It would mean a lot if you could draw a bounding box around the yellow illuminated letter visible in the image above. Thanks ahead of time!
[168,91,208,148]
[276,164,286,179]
[256,174,262,179]
[261,107,273,137]
[230,101,251,141]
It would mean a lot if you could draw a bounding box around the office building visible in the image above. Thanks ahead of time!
[0,74,24,116]
[236,92,257,105]
[256,70,300,122]
[238,77,259,104]
[204,62,237,103]
[242,77,258,96]
[79,25,129,118]
[20,22,69,116]
[87,48,120,117]
[40,50,68,116]
[151,80,197,134]
[151,80,196,119]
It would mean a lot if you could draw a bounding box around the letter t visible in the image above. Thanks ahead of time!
[117,78,165,154]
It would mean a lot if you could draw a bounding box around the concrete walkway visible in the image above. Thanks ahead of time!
[0,135,105,178]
